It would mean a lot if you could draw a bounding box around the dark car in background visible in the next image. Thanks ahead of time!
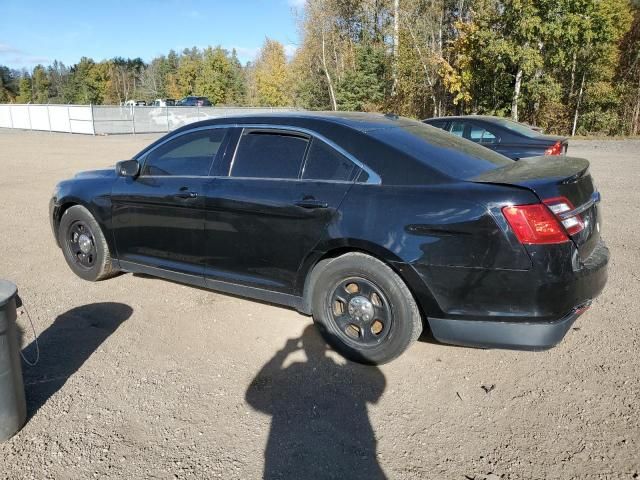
[424,115,569,160]
[176,96,212,107]
[50,113,607,364]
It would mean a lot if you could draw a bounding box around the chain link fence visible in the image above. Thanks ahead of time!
[0,104,300,135]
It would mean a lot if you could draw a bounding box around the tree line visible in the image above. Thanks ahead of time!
[1,0,639,136]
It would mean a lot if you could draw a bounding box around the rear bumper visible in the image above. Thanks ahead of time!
[428,303,589,350]
[415,240,609,350]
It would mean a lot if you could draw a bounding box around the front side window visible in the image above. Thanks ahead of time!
[231,131,309,179]
[142,128,227,176]
[302,139,356,181]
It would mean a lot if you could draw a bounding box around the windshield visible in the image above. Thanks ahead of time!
[369,122,513,179]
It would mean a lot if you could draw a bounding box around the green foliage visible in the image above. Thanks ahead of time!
[0,46,251,106]
[336,45,388,111]
[16,76,32,103]
[0,66,17,102]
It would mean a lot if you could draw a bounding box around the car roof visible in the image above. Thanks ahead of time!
[425,115,506,124]
[185,111,420,133]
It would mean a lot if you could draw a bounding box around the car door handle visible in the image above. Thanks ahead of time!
[294,199,328,209]
[174,191,198,199]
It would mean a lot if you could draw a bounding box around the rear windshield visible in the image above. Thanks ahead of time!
[368,123,513,179]
[488,117,541,138]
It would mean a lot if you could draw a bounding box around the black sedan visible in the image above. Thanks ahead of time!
[176,96,212,106]
[50,113,608,364]
[424,115,569,160]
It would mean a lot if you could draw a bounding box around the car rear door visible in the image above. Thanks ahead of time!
[203,127,359,295]
[111,127,229,282]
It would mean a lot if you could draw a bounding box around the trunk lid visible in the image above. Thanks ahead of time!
[473,156,601,260]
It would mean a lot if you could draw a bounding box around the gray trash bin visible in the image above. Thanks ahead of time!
[0,280,26,441]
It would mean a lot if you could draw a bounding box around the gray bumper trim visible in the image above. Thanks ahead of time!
[428,307,588,351]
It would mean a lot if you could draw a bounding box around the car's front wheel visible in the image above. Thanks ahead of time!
[310,252,423,364]
[58,205,117,281]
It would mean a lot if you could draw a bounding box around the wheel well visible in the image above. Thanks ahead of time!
[54,202,78,229]
[300,247,434,327]
[52,202,79,245]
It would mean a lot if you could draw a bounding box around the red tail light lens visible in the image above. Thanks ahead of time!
[502,204,569,244]
[543,197,585,235]
[544,141,563,156]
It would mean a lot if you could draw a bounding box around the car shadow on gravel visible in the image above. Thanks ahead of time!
[17,301,132,420]
[246,325,387,480]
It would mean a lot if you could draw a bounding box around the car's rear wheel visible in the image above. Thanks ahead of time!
[58,205,116,281]
[310,252,422,364]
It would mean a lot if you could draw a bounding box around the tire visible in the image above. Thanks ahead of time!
[310,252,422,364]
[58,205,117,281]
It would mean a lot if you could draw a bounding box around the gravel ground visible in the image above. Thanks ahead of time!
[0,129,638,480]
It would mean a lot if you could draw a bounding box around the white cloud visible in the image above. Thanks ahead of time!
[0,44,50,67]
[288,0,307,7]
[0,43,22,55]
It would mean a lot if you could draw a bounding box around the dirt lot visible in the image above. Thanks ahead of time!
[0,129,638,480]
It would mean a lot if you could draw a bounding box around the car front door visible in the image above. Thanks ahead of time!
[203,128,360,295]
[111,127,229,283]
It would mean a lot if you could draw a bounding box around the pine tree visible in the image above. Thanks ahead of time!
[16,75,32,103]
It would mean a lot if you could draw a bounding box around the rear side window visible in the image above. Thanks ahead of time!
[302,139,355,181]
[231,131,309,179]
[142,129,226,176]
[469,125,498,144]
[368,123,513,179]
[449,121,465,137]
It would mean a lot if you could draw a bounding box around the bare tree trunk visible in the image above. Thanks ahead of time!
[572,72,586,136]
[321,27,338,111]
[569,52,577,99]
[405,20,437,114]
[391,0,399,96]
[511,68,522,121]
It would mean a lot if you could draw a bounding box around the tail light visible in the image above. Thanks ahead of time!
[502,204,569,244]
[544,141,563,156]
[502,196,584,245]
[543,197,585,235]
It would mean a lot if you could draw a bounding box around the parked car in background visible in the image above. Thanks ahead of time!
[50,113,607,364]
[123,100,147,107]
[176,96,212,107]
[151,98,176,107]
[424,115,568,160]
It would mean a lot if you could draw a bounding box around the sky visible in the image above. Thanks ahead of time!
[0,0,305,69]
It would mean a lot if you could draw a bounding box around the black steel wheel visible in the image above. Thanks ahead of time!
[66,220,98,269]
[58,205,117,281]
[310,252,422,364]
[328,277,393,348]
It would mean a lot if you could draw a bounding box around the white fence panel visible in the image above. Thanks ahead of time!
[48,106,71,132]
[0,105,11,128]
[68,106,94,134]
[29,105,51,131]
[10,105,31,129]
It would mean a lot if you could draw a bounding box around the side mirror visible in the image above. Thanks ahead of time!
[116,159,140,178]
